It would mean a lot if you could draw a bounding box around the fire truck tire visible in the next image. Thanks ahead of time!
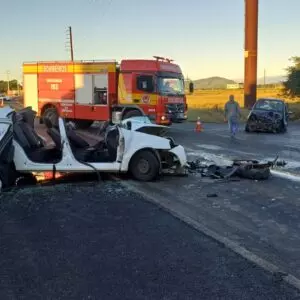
[43,108,58,127]
[73,120,93,129]
[129,150,160,182]
[122,110,142,120]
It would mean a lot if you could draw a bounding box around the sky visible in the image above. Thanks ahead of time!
[1,0,300,81]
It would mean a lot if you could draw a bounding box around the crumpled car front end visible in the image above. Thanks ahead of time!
[158,142,187,175]
[246,110,283,132]
[120,129,188,176]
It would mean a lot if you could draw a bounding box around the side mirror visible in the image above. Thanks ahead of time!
[189,82,194,94]
[127,121,132,130]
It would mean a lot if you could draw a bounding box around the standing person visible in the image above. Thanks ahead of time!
[224,95,241,137]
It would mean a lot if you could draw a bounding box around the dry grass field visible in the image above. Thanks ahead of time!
[187,88,300,122]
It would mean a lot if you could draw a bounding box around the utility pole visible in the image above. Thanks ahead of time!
[263,68,266,86]
[66,26,74,61]
[244,0,259,108]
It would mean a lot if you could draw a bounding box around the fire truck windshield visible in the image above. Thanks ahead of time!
[157,77,184,96]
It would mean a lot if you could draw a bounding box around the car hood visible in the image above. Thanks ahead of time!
[248,109,283,121]
[121,117,169,137]
[134,125,168,137]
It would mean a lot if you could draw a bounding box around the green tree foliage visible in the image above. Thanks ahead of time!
[283,56,300,97]
[0,80,22,93]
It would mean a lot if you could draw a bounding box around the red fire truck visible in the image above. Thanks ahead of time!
[22,56,189,128]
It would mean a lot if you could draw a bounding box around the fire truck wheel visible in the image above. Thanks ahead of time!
[129,150,160,182]
[122,110,142,120]
[43,108,58,127]
[73,120,93,129]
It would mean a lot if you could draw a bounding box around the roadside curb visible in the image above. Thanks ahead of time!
[120,180,300,292]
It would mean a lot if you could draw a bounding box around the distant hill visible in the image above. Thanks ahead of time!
[233,75,286,85]
[193,77,236,89]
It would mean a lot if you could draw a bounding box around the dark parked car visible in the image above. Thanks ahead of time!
[245,98,290,133]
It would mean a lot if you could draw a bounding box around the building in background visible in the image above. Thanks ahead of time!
[226,83,244,89]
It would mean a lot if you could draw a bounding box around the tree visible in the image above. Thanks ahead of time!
[283,56,300,97]
[0,79,22,93]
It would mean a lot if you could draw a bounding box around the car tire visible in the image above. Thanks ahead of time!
[123,110,142,120]
[245,124,250,132]
[236,166,270,180]
[130,150,160,181]
[43,108,58,127]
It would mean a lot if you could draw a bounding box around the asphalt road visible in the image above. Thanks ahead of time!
[5,119,300,298]
[115,121,300,292]
[1,182,299,299]
[170,122,300,175]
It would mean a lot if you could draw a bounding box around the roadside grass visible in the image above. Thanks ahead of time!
[187,88,300,123]
[188,108,249,123]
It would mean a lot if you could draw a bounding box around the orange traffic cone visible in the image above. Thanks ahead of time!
[195,116,203,132]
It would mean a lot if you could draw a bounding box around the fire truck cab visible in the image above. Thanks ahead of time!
[23,56,187,128]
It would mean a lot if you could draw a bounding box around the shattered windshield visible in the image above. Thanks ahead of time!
[157,77,184,96]
[254,99,284,112]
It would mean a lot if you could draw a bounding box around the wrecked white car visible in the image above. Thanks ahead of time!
[0,107,187,189]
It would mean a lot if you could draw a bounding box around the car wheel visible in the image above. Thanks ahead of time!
[245,124,250,132]
[15,174,37,187]
[130,150,160,181]
[236,166,270,180]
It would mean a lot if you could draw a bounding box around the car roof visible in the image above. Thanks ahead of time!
[257,97,284,102]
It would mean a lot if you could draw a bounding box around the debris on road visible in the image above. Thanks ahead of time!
[186,157,287,181]
[207,193,218,198]
[232,160,271,180]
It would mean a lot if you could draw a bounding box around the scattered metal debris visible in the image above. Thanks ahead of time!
[186,156,287,181]
[207,193,218,198]
[233,160,271,180]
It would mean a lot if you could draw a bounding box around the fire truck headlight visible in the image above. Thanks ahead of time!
[161,116,166,121]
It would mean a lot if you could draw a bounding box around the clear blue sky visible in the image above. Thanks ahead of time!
[1,0,299,81]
